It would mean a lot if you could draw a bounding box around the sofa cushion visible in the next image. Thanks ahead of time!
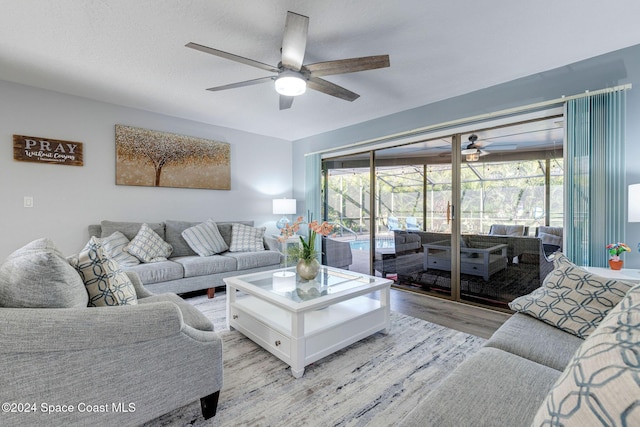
[485,312,584,371]
[125,223,173,263]
[70,237,137,307]
[138,293,213,331]
[532,283,640,426]
[164,220,199,257]
[398,347,562,427]
[100,220,165,241]
[94,231,140,267]
[182,219,229,256]
[173,255,237,278]
[509,253,633,338]
[124,260,184,285]
[538,231,562,247]
[223,250,281,271]
[0,238,88,308]
[229,223,265,252]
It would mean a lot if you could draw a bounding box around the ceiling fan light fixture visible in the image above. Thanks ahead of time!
[275,72,306,96]
[466,152,480,162]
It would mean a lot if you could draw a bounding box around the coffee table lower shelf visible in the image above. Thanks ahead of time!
[228,295,389,378]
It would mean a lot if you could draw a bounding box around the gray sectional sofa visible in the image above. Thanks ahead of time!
[89,220,282,296]
[399,257,640,426]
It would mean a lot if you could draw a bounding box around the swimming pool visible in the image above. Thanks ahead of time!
[349,239,395,251]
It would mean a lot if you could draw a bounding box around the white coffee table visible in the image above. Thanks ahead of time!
[224,266,392,378]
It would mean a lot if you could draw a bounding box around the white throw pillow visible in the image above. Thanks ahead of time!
[85,231,140,267]
[70,237,137,306]
[229,223,266,252]
[182,219,229,256]
[124,223,173,262]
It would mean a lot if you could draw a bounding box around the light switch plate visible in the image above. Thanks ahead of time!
[24,196,33,208]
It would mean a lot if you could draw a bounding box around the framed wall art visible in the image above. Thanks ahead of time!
[115,125,230,190]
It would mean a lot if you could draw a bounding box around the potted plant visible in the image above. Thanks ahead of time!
[280,213,334,280]
[606,242,631,270]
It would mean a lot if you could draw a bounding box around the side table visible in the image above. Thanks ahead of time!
[582,266,640,283]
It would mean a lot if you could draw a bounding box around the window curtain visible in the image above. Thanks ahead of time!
[304,153,322,260]
[565,90,626,266]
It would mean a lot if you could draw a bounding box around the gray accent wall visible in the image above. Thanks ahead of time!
[293,43,640,268]
[0,80,292,259]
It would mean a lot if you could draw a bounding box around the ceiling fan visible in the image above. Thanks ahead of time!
[186,11,390,110]
[461,134,490,161]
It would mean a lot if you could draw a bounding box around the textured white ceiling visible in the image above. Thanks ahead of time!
[1,0,639,141]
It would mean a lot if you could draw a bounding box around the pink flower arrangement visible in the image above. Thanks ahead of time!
[279,213,334,261]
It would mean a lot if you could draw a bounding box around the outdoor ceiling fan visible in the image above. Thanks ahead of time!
[461,134,490,161]
[186,11,390,110]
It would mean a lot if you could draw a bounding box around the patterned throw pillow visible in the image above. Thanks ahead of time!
[509,253,634,338]
[124,223,173,263]
[85,231,140,267]
[531,283,640,426]
[182,219,229,256]
[70,237,137,306]
[229,223,266,252]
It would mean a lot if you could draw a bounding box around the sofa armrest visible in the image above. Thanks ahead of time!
[0,301,196,353]
[125,270,154,298]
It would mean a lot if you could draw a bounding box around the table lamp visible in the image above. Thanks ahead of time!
[273,198,297,229]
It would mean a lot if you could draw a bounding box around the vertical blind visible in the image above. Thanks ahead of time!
[304,153,322,260]
[565,89,626,266]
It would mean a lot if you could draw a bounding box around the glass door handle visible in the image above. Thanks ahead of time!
[446,201,454,224]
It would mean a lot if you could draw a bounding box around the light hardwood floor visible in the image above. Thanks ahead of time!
[389,287,511,339]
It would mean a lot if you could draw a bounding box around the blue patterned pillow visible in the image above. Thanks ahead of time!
[532,283,640,426]
[229,223,266,252]
[124,223,173,263]
[70,237,137,306]
[182,219,229,256]
[509,253,634,338]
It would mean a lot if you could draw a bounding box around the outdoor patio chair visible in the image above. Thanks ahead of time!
[406,217,421,230]
[387,216,400,230]
[488,224,529,236]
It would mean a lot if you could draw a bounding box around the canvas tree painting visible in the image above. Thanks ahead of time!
[115,125,231,190]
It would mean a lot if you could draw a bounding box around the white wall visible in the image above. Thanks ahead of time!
[0,80,292,258]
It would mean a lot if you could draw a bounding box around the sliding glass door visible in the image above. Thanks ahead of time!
[322,116,564,311]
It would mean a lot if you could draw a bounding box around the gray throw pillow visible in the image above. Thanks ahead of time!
[182,219,229,256]
[0,238,88,308]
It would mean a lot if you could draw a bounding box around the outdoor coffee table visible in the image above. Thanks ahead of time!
[224,265,392,378]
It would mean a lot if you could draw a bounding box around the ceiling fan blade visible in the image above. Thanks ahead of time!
[307,76,360,102]
[186,42,279,73]
[279,95,294,110]
[281,11,309,71]
[206,76,274,92]
[306,55,390,77]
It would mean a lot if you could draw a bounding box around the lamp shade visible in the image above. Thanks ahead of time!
[630,184,640,222]
[273,198,297,215]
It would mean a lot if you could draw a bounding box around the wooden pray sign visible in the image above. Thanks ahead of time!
[13,135,83,166]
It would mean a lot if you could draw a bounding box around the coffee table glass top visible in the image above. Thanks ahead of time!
[233,266,378,304]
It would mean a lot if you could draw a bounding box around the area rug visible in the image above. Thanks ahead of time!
[145,292,485,427]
